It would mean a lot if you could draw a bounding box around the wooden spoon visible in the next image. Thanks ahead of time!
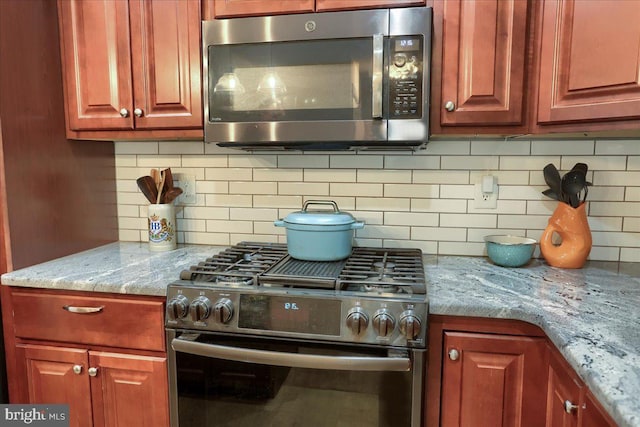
[136,176,158,204]
[162,187,183,204]
[156,170,166,204]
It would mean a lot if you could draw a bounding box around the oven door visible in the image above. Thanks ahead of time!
[167,330,425,427]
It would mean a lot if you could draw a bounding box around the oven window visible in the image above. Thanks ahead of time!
[174,334,414,426]
[208,38,374,122]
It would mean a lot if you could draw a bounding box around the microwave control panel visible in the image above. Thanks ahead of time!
[388,35,423,119]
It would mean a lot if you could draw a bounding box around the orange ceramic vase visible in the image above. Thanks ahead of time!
[540,202,592,269]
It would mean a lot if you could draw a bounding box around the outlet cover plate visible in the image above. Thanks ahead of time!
[474,182,498,209]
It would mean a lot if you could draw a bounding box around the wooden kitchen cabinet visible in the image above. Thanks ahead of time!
[5,288,169,427]
[535,0,640,129]
[440,331,547,427]
[57,0,202,140]
[430,0,532,134]
[546,343,617,427]
[425,316,618,427]
[205,0,423,19]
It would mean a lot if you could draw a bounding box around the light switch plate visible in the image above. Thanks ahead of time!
[174,174,196,205]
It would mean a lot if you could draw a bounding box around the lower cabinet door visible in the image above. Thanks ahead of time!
[440,332,547,427]
[546,350,582,427]
[89,351,169,427]
[18,344,93,427]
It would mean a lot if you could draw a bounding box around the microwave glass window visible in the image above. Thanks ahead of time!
[208,39,373,122]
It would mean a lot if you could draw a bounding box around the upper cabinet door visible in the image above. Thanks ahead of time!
[537,0,640,124]
[128,0,202,130]
[437,0,529,128]
[58,0,134,131]
[316,0,425,12]
[209,0,314,18]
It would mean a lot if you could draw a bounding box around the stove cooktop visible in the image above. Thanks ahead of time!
[177,241,426,295]
[166,242,428,348]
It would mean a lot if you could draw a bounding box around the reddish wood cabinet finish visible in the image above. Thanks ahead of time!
[7,288,168,427]
[440,331,547,427]
[205,0,423,19]
[432,0,530,132]
[536,0,640,126]
[57,0,202,138]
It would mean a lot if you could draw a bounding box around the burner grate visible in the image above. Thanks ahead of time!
[337,247,425,295]
[179,242,288,283]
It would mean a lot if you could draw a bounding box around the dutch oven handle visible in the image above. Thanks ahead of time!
[302,200,339,212]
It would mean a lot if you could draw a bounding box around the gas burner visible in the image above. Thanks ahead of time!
[215,275,254,286]
[373,261,396,274]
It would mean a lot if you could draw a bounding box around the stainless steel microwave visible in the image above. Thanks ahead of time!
[202,7,432,150]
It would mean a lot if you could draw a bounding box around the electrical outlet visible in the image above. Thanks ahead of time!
[174,174,196,205]
[474,180,498,209]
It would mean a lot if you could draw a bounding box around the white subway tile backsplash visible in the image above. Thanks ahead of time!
[413,170,469,184]
[206,168,252,181]
[385,183,439,198]
[304,169,356,182]
[254,168,303,182]
[229,181,276,195]
[441,156,498,170]
[595,139,640,155]
[182,155,227,167]
[470,140,530,155]
[357,197,410,211]
[279,182,329,196]
[160,141,205,155]
[531,139,594,155]
[357,169,411,183]
[620,247,640,262]
[115,138,640,261]
[331,155,383,169]
[330,183,383,197]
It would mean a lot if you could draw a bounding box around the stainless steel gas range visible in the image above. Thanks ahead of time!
[165,242,428,427]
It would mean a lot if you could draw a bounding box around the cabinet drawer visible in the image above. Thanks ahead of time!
[12,290,165,352]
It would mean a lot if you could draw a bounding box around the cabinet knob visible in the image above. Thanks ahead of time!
[119,108,129,118]
[444,101,456,112]
[72,365,83,375]
[134,108,143,118]
[448,348,460,361]
[564,400,579,414]
[88,367,98,377]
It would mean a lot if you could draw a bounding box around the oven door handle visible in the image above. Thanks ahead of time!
[171,337,411,372]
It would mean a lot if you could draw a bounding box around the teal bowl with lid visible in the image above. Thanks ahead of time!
[484,235,537,267]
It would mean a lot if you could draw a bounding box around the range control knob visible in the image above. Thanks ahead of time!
[399,310,422,340]
[166,295,189,321]
[189,296,212,322]
[213,298,234,324]
[346,307,369,336]
[372,309,395,337]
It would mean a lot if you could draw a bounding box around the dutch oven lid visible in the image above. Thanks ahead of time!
[283,200,357,226]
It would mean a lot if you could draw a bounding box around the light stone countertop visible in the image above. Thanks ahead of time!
[2,242,639,427]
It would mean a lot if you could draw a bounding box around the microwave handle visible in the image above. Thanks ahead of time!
[171,336,410,372]
[372,34,384,119]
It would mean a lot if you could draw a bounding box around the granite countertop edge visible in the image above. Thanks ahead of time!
[2,242,639,427]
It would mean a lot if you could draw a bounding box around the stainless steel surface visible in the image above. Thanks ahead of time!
[444,101,455,112]
[73,365,82,375]
[564,400,579,414]
[134,108,143,117]
[62,305,104,314]
[203,7,432,150]
[372,33,384,119]
[166,242,427,348]
[172,336,411,371]
[119,108,129,118]
[88,367,98,377]
[448,348,460,361]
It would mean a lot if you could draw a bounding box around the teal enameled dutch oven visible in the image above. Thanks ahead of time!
[274,200,365,261]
